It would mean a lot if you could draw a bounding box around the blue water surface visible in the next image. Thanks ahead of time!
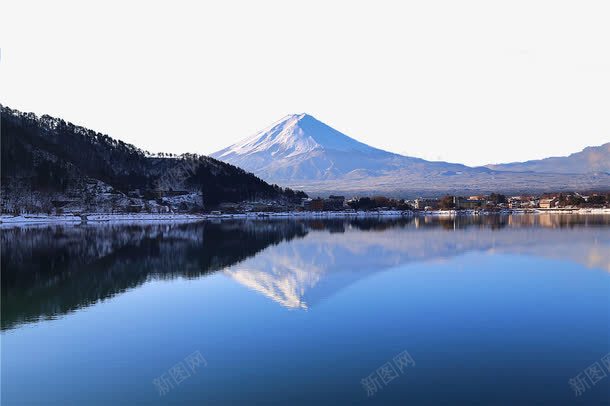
[2,215,609,405]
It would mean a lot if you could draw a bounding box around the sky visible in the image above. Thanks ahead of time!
[1,0,609,166]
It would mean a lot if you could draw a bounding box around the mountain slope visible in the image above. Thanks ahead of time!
[211,114,610,196]
[485,143,610,174]
[1,105,303,213]
[211,113,479,181]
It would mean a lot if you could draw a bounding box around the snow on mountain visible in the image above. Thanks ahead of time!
[211,113,469,182]
[211,113,610,195]
[215,113,378,157]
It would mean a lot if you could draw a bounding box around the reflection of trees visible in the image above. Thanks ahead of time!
[1,221,307,330]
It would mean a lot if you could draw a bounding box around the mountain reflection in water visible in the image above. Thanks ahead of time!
[2,214,609,330]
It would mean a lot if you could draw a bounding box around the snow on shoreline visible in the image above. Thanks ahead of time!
[0,213,206,226]
[2,208,609,227]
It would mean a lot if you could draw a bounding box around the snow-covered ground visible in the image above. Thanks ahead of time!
[0,213,206,226]
[2,208,609,226]
[535,208,610,214]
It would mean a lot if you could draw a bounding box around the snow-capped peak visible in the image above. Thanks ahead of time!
[209,113,410,182]
[212,113,378,160]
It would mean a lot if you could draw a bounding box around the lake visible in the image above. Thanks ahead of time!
[2,214,609,405]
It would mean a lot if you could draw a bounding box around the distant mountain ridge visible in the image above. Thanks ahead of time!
[212,114,610,196]
[485,142,610,174]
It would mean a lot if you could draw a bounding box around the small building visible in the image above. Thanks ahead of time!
[508,199,522,209]
[414,198,439,210]
[453,197,484,210]
[304,198,324,211]
[539,198,558,209]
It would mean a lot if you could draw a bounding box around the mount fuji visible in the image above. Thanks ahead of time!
[211,114,610,196]
[211,113,474,181]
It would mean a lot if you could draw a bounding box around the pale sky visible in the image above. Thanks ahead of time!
[1,1,609,166]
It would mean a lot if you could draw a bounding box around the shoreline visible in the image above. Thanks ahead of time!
[2,208,609,226]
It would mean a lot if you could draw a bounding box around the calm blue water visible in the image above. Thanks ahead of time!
[2,215,609,405]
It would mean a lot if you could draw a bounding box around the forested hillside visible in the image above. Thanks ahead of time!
[1,105,305,213]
